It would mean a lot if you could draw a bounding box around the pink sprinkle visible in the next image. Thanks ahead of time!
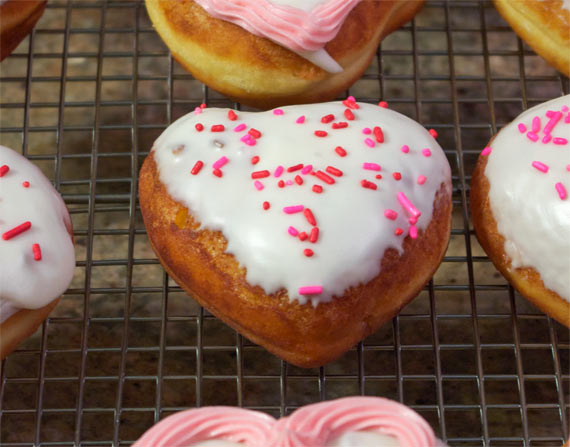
[567,165,570,172]
[526,132,539,142]
[517,123,527,133]
[233,123,247,132]
[397,192,421,218]
[213,156,228,169]
[273,109,284,116]
[565,114,570,124]
[401,145,410,154]
[531,161,549,173]
[254,180,264,191]
[362,128,372,135]
[542,134,552,144]
[288,226,299,236]
[562,106,569,112]
[286,180,293,185]
[409,226,418,239]
[543,111,562,134]
[409,216,418,225]
[422,148,432,157]
[296,116,305,124]
[532,116,541,133]
[364,138,375,148]
[553,137,568,145]
[194,107,202,115]
[363,162,381,171]
[301,165,313,175]
[241,134,252,143]
[283,205,304,214]
[555,182,567,200]
[244,138,256,147]
[274,166,284,178]
[298,286,322,295]
[546,111,555,118]
[481,147,492,156]
[417,175,427,185]
[384,209,398,220]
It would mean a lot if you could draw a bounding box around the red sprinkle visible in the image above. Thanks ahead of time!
[33,243,42,261]
[335,146,347,157]
[22,181,30,188]
[0,165,9,177]
[191,161,204,175]
[309,227,319,243]
[278,180,285,188]
[195,123,204,132]
[321,114,335,124]
[211,124,225,132]
[344,109,355,120]
[342,99,359,109]
[393,172,402,181]
[375,174,382,180]
[248,128,262,139]
[332,122,348,129]
[315,170,335,184]
[378,101,388,108]
[394,228,404,236]
[227,110,237,121]
[304,248,314,257]
[326,166,343,177]
[251,170,270,179]
[429,128,438,138]
[314,130,328,137]
[298,232,308,241]
[251,156,260,165]
[200,103,207,109]
[263,201,270,210]
[287,164,304,173]
[312,185,323,193]
[295,175,303,185]
[2,221,31,240]
[373,126,384,143]
[213,168,223,178]
[360,179,377,190]
[304,208,317,226]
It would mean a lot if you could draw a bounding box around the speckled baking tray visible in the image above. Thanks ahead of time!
[0,0,568,445]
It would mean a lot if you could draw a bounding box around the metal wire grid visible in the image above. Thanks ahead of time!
[0,0,568,445]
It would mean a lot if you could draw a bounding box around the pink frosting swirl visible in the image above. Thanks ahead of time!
[193,0,362,52]
[133,397,438,447]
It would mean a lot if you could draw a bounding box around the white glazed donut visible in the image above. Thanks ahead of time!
[470,94,570,326]
[0,146,75,358]
[139,99,453,367]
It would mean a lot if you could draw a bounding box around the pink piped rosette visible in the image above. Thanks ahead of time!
[133,396,443,447]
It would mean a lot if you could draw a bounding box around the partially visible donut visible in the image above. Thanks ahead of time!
[0,146,75,359]
[0,0,47,61]
[470,95,570,326]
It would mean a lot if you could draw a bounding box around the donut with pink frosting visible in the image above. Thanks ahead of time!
[133,396,442,447]
[144,0,425,109]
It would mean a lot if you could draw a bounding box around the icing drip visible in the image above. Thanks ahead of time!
[484,95,570,301]
[134,397,436,447]
[193,0,363,73]
[152,100,451,305]
[0,146,75,323]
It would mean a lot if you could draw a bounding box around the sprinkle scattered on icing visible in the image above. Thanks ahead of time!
[152,100,451,304]
[484,95,570,301]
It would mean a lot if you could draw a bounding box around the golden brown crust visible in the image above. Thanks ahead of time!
[0,299,58,359]
[470,143,570,327]
[493,0,570,77]
[0,0,47,62]
[139,153,452,367]
[145,0,425,109]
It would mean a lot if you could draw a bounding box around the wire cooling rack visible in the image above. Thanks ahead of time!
[0,0,569,445]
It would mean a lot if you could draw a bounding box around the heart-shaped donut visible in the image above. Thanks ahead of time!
[133,396,439,447]
[138,99,452,367]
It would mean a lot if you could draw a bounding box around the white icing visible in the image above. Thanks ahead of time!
[190,441,245,447]
[0,146,75,321]
[329,431,401,447]
[563,0,570,11]
[0,298,18,324]
[152,101,451,305]
[484,95,570,301]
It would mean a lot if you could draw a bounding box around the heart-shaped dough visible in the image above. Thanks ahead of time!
[139,100,452,367]
[133,396,438,447]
